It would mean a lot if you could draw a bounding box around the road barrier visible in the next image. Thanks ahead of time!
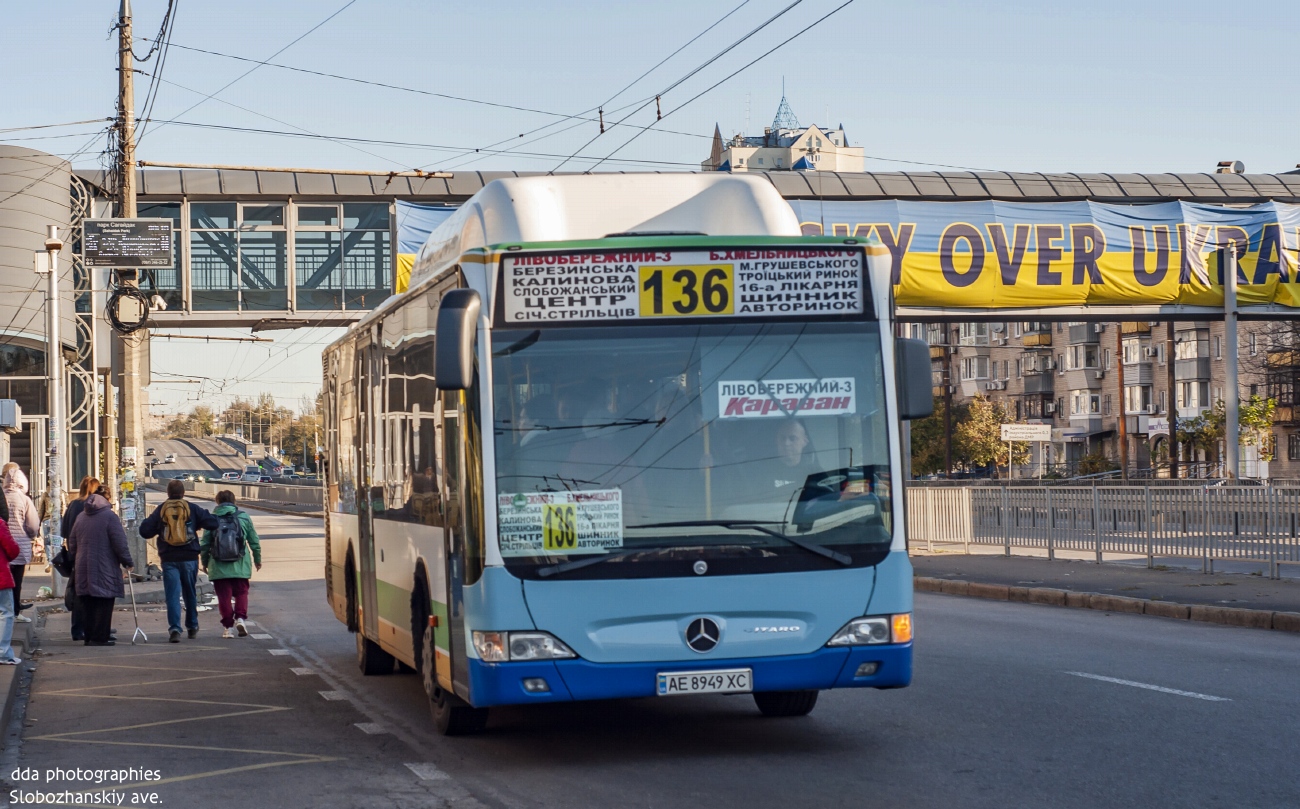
[907,484,1300,578]
[184,479,323,508]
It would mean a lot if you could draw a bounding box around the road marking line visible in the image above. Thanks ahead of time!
[269,649,292,656]
[1065,671,1231,702]
[354,722,387,734]
[250,633,273,640]
[290,667,314,676]
[404,762,450,781]
[319,691,346,701]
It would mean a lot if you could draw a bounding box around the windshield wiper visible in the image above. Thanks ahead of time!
[627,520,852,566]
[537,548,651,578]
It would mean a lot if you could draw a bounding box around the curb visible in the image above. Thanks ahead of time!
[915,576,1300,633]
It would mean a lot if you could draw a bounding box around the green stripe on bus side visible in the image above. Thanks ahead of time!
[374,578,450,651]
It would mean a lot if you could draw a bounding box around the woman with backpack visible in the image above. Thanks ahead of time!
[201,491,262,639]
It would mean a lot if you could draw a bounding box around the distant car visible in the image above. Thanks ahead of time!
[183,473,206,483]
[241,466,263,482]
[221,472,239,481]
[145,447,156,457]
[258,475,273,483]
[164,453,176,464]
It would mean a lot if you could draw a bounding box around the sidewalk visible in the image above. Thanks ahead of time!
[911,551,1300,630]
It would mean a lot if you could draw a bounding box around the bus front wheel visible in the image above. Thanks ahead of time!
[356,631,394,676]
[753,690,819,717]
[422,626,488,736]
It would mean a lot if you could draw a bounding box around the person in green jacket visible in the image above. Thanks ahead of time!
[200,490,262,639]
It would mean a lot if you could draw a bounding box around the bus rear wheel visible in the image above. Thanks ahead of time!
[421,626,488,736]
[356,631,394,676]
[753,690,819,717]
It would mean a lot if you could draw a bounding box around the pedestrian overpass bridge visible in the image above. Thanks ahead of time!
[75,166,1300,329]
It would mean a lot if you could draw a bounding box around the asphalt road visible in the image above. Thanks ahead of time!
[15,511,1300,808]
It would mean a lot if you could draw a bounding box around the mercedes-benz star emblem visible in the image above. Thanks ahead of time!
[685,617,720,653]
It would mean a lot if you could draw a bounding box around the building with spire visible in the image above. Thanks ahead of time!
[702,93,863,172]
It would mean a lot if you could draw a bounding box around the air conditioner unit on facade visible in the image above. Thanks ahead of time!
[1093,370,1105,380]
[1045,402,1056,414]
[0,400,19,434]
[1144,347,1158,358]
[1093,324,1104,333]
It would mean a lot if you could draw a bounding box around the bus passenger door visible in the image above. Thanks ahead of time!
[357,342,381,638]
[440,390,471,700]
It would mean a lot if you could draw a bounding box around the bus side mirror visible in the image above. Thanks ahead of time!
[435,289,482,391]
[895,338,934,421]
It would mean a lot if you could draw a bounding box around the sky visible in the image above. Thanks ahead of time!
[6,0,1300,413]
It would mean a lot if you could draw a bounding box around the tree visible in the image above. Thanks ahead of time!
[953,394,1029,472]
[909,395,957,476]
[1176,395,1279,472]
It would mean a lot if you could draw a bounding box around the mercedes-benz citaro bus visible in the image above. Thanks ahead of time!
[322,174,933,735]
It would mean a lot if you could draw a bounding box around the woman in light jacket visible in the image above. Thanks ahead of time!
[1,464,38,623]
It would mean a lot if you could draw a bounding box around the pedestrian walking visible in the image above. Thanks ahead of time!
[66,493,133,646]
[201,491,261,639]
[140,479,216,643]
[59,477,101,641]
[1,464,39,624]
[0,515,24,664]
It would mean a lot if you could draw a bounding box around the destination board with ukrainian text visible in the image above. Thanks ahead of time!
[498,247,865,324]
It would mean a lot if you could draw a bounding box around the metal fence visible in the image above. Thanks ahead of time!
[906,485,1300,578]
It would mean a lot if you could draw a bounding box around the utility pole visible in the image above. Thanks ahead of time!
[38,228,66,597]
[1116,325,1128,479]
[117,0,149,574]
[943,327,954,477]
[1166,321,1179,479]
[1223,247,1241,479]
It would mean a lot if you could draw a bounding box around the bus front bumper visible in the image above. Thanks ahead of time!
[465,643,911,707]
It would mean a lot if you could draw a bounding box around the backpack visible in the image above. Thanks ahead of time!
[160,500,197,547]
[211,510,246,563]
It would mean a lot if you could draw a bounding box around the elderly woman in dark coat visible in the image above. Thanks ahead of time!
[66,493,133,646]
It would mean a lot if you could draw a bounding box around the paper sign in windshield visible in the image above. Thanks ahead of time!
[718,378,856,419]
[498,489,624,557]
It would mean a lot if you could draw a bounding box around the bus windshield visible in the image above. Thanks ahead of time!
[491,321,893,579]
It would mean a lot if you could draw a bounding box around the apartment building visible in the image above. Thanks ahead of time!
[910,319,1299,478]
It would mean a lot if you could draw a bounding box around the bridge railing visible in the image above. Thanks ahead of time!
[906,484,1300,578]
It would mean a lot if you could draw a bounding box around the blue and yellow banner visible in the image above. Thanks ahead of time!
[789,200,1300,308]
[395,202,457,293]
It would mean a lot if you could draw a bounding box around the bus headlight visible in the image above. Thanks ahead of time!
[472,631,576,662]
[826,616,893,646]
[508,632,576,661]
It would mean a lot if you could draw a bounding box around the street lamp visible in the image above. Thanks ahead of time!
[35,226,66,596]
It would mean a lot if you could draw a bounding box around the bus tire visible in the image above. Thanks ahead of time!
[422,626,488,736]
[410,574,429,677]
[344,552,359,633]
[432,689,489,736]
[356,631,394,675]
[753,690,819,717]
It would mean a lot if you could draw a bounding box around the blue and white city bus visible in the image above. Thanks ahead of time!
[322,174,932,734]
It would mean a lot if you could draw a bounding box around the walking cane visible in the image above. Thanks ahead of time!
[128,573,147,645]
